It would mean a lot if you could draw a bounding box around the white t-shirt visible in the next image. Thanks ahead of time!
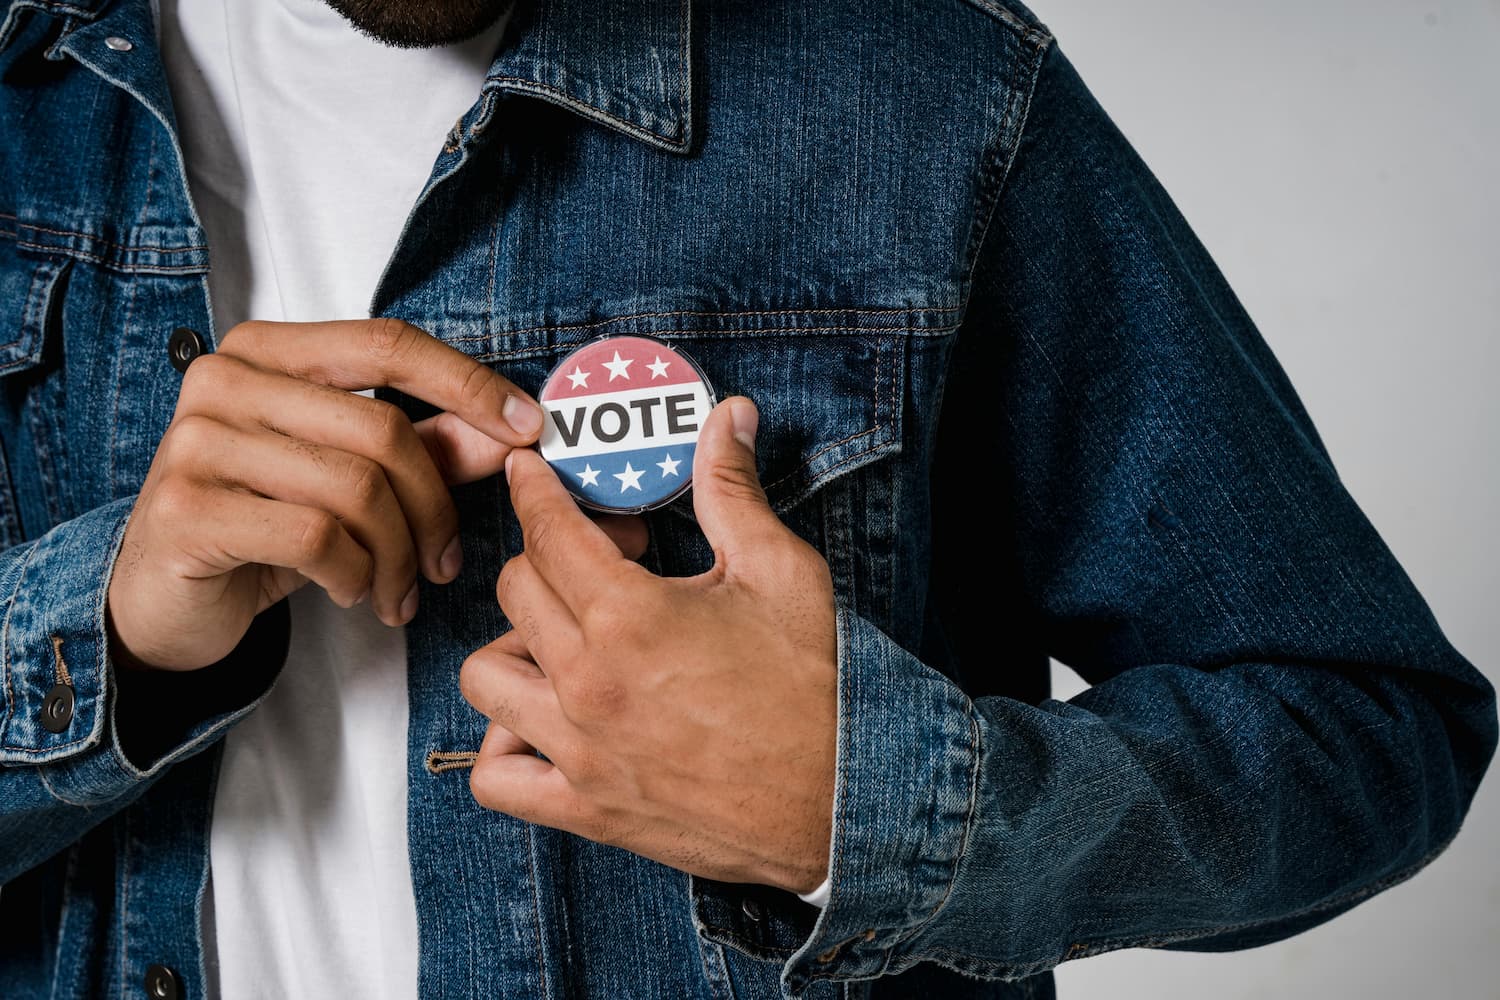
[156,0,510,996]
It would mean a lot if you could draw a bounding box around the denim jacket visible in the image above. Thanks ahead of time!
[0,0,1494,997]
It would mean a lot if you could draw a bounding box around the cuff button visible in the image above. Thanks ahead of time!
[144,963,181,1000]
[168,327,205,372]
[40,683,74,733]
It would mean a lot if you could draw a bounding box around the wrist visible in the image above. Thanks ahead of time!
[105,600,160,673]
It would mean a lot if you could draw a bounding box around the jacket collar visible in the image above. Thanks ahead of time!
[484,0,694,154]
[7,0,695,155]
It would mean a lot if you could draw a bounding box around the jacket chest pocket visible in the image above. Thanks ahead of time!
[647,330,907,590]
[483,328,913,630]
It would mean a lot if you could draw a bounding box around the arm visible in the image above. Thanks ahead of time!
[1,317,545,884]
[752,42,1496,990]
[0,496,290,883]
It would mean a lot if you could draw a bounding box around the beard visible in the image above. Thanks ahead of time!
[322,0,515,49]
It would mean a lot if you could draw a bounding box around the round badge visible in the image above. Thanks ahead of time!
[537,335,716,513]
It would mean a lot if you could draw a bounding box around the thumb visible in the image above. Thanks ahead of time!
[692,396,787,565]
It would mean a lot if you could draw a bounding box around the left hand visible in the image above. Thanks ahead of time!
[459,397,837,895]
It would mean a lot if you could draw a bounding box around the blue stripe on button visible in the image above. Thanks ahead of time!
[546,443,697,511]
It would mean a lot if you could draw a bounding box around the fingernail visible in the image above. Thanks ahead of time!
[439,536,464,581]
[504,449,515,479]
[502,394,543,436]
[400,582,420,623]
[730,398,758,452]
[354,588,369,607]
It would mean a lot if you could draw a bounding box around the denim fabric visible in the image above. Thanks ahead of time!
[0,0,1494,997]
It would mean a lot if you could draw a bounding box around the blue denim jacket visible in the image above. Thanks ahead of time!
[0,0,1494,997]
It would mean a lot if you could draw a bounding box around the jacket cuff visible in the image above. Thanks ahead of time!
[0,497,290,804]
[690,607,979,996]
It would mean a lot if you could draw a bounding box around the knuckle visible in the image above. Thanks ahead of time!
[294,511,341,563]
[457,649,492,708]
[177,352,232,406]
[522,509,564,562]
[166,413,220,458]
[367,399,412,453]
[712,465,769,507]
[580,588,646,641]
[343,454,387,508]
[366,317,416,364]
[495,554,525,607]
[468,762,502,811]
[148,477,198,525]
[217,320,263,355]
[454,360,497,411]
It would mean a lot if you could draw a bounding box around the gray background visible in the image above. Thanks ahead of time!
[1038,2,1500,997]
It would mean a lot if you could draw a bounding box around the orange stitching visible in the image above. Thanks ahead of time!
[10,219,207,255]
[50,635,71,687]
[456,309,962,346]
[11,240,203,274]
[471,325,959,363]
[425,750,478,773]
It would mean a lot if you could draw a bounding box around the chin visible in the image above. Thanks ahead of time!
[321,0,513,49]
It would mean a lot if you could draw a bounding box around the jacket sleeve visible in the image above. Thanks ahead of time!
[696,41,1497,995]
[0,495,290,884]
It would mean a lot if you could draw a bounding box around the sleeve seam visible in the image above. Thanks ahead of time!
[957,30,1053,317]
[0,532,47,749]
[889,697,983,954]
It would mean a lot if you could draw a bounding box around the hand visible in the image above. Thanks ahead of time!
[108,318,544,672]
[460,397,838,895]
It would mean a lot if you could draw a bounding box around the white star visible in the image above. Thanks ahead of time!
[647,356,671,379]
[614,462,645,492]
[577,464,600,487]
[656,454,681,477]
[602,351,633,381]
[565,365,591,389]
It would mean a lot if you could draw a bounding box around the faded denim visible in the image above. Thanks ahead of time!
[0,0,1494,997]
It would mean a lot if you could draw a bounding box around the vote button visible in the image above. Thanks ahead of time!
[537,335,716,513]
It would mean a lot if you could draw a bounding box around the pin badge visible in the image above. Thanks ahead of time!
[537,335,716,513]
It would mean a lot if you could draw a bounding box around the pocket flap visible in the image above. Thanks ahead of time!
[672,332,904,513]
[0,242,69,376]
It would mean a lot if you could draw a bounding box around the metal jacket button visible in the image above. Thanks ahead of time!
[741,897,766,922]
[168,327,204,372]
[144,964,181,1000]
[39,683,74,733]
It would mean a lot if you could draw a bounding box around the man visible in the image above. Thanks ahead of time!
[0,0,1493,998]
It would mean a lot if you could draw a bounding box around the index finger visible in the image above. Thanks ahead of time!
[217,318,543,447]
[505,446,631,609]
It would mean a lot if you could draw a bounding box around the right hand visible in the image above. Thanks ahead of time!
[107,318,544,672]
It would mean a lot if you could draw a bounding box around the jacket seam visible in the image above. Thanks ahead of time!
[959,0,1052,46]
[470,325,960,365]
[956,28,1052,317]
[888,701,983,954]
[457,311,963,345]
[0,530,45,750]
[0,257,57,372]
[7,239,206,274]
[35,760,96,808]
[760,344,888,493]
[0,215,208,255]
